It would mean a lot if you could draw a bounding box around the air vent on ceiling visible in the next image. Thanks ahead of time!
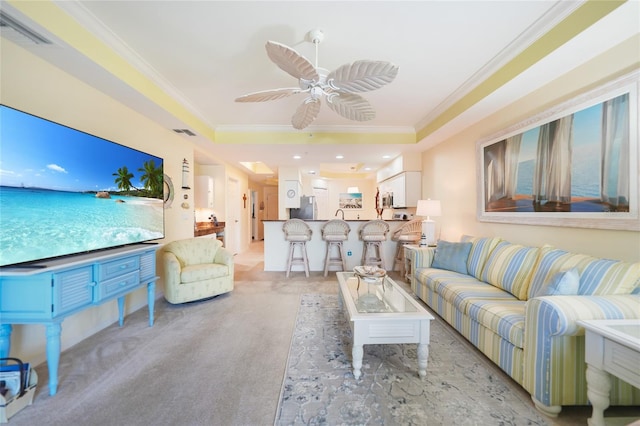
[173,129,196,136]
[0,10,52,45]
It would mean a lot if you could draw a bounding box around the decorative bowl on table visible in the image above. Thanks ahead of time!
[353,266,387,282]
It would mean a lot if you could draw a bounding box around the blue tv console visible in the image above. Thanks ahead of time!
[0,244,160,396]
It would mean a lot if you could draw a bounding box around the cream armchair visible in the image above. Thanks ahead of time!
[162,238,234,304]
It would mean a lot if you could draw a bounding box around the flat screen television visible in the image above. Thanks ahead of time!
[0,104,165,268]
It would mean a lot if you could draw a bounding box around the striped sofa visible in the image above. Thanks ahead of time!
[408,236,640,417]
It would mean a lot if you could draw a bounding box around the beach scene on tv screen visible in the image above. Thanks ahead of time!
[0,106,164,267]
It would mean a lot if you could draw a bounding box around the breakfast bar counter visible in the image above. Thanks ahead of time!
[263,220,410,273]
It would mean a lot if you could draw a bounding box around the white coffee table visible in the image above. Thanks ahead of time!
[337,271,434,380]
[578,319,640,426]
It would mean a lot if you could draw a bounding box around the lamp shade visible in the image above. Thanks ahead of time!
[416,199,441,218]
[347,186,360,193]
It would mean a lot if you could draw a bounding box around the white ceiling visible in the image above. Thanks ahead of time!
[2,1,638,183]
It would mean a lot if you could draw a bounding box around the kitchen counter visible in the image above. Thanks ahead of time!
[194,222,225,241]
[263,219,412,273]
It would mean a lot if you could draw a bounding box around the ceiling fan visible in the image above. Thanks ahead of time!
[235,29,399,130]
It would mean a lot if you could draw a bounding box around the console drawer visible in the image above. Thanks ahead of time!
[95,271,140,301]
[99,256,139,280]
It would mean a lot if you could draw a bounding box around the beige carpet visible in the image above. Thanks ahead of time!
[5,241,632,425]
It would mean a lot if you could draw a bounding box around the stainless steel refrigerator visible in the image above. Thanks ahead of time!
[289,195,317,220]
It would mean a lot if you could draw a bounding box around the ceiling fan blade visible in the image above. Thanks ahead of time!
[235,87,301,102]
[326,92,375,122]
[265,41,318,81]
[291,98,321,130]
[327,60,399,93]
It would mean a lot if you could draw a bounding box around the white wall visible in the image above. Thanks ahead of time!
[0,40,197,366]
[421,36,640,263]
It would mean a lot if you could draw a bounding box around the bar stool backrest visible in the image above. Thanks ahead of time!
[391,218,423,243]
[321,219,351,241]
[359,220,389,241]
[283,219,312,242]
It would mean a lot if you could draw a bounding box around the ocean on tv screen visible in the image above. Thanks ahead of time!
[0,186,164,267]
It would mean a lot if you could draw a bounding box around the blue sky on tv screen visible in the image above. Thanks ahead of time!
[0,106,162,192]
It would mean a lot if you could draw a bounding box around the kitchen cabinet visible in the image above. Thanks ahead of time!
[381,171,421,208]
[195,175,214,208]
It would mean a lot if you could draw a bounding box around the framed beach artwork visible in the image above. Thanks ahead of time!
[339,192,363,209]
[476,70,639,231]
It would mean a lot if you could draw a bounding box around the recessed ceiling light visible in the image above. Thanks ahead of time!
[336,155,344,159]
[382,155,391,159]
[364,167,372,171]
[293,155,301,159]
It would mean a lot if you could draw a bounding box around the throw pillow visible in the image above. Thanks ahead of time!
[534,267,580,297]
[431,240,472,275]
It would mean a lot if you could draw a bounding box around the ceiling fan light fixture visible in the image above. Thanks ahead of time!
[235,29,398,129]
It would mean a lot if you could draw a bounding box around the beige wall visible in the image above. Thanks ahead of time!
[0,40,199,365]
[421,36,640,262]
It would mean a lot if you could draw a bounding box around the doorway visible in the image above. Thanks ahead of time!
[227,177,241,255]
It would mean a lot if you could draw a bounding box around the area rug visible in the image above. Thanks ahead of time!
[275,293,550,426]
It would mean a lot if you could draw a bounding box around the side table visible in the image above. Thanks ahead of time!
[577,319,640,426]
[402,244,420,283]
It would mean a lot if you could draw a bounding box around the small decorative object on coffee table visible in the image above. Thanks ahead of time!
[353,265,386,282]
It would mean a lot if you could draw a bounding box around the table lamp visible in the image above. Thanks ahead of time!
[416,199,441,246]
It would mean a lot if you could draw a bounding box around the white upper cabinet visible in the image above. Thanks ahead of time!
[381,171,421,208]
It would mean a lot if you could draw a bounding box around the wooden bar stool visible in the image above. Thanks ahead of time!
[283,219,312,278]
[358,220,389,269]
[321,219,351,277]
[391,218,422,276]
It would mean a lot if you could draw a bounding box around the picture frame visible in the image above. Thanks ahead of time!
[339,192,363,209]
[476,70,639,231]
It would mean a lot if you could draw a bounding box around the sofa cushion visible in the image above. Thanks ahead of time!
[532,267,580,297]
[434,279,518,313]
[431,240,472,274]
[461,236,502,281]
[480,241,541,301]
[527,248,640,298]
[181,263,229,283]
[466,300,525,349]
[417,268,481,294]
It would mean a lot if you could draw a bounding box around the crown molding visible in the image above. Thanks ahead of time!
[53,0,214,129]
[414,0,585,131]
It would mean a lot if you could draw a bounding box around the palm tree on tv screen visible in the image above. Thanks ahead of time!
[138,159,163,199]
[113,166,135,192]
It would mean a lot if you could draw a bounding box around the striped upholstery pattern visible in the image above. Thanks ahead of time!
[466,300,525,348]
[524,295,640,407]
[527,248,640,299]
[409,247,436,293]
[480,241,542,300]
[461,235,502,280]
[408,234,640,414]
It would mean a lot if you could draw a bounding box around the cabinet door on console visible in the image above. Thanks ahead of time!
[53,266,94,317]
[0,274,53,320]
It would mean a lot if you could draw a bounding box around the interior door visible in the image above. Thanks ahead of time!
[227,177,240,255]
